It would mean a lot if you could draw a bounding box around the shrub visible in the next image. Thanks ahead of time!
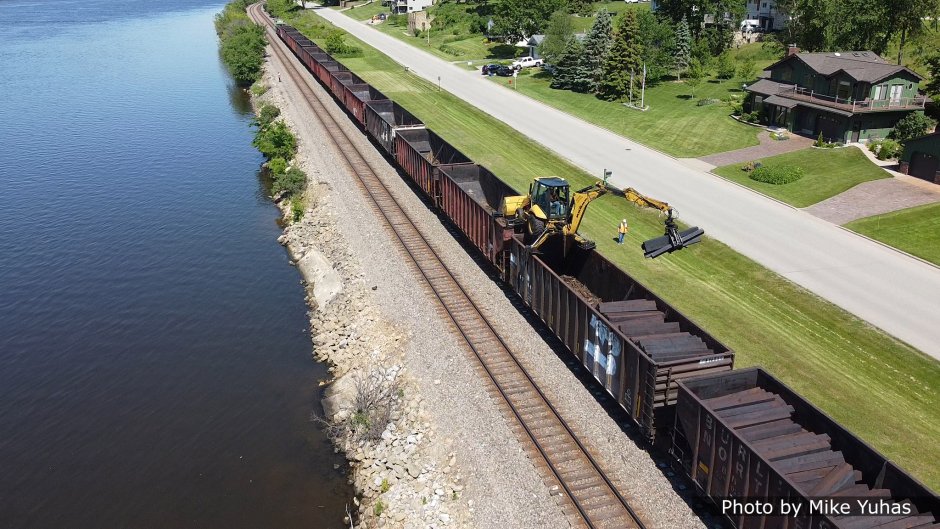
[255,104,280,128]
[273,166,306,196]
[815,132,825,147]
[267,156,288,175]
[741,161,761,172]
[250,82,268,96]
[696,98,720,106]
[325,30,355,55]
[253,120,296,160]
[870,139,901,160]
[219,23,266,84]
[889,113,937,142]
[291,194,305,222]
[749,165,804,185]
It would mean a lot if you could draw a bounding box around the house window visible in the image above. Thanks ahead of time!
[779,67,792,82]
[762,2,767,6]
[908,83,914,90]
[872,84,887,100]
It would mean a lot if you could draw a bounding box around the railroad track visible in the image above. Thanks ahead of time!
[248,6,647,528]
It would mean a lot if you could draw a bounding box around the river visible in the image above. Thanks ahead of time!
[0,0,351,527]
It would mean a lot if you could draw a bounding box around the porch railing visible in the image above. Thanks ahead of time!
[776,85,927,112]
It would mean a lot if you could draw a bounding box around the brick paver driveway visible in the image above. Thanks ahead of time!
[804,177,940,224]
[699,130,814,167]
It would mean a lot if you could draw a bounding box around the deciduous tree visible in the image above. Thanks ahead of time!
[491,0,566,44]
[637,10,675,83]
[539,9,576,66]
[715,50,736,79]
[684,57,704,100]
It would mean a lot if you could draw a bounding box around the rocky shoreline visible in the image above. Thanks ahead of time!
[251,71,471,528]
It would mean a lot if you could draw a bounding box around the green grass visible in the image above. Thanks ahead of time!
[284,9,940,490]
[486,68,762,157]
[845,203,940,266]
[341,1,388,21]
[713,148,890,208]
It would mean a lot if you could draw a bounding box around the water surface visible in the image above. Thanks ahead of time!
[0,1,350,527]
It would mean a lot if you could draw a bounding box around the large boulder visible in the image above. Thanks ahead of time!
[296,247,342,309]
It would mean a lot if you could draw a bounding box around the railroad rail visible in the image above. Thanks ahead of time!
[247,4,647,528]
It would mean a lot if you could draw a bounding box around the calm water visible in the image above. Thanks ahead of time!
[0,1,351,527]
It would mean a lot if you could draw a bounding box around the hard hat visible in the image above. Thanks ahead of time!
[622,219,627,222]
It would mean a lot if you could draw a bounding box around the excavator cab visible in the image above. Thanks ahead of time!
[529,178,570,221]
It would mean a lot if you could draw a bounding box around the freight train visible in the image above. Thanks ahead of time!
[275,22,939,529]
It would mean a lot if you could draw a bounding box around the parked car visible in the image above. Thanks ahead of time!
[481,63,501,76]
[510,56,543,69]
[495,65,514,77]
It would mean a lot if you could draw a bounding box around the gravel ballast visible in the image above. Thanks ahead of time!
[258,34,708,529]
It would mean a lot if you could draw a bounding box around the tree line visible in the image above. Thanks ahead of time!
[214,0,266,85]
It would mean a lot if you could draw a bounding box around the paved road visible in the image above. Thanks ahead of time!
[318,8,940,360]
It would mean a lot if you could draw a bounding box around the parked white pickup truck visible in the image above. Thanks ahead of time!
[511,56,544,69]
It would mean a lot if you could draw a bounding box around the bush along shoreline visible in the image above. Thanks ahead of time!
[215,0,308,221]
[215,0,267,85]
[252,99,308,221]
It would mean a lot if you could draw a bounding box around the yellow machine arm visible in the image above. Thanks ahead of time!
[564,181,608,236]
[624,187,671,213]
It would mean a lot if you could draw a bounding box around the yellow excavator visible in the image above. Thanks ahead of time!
[502,176,609,250]
[624,187,704,258]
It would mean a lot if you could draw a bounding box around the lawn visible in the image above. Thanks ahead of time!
[712,147,890,208]
[284,9,940,490]
[487,68,762,157]
[343,2,769,157]
[341,1,387,21]
[845,203,940,266]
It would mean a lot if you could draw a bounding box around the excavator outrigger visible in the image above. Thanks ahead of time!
[624,187,704,258]
[502,176,609,251]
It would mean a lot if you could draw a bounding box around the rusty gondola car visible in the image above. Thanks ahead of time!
[342,83,388,126]
[437,164,517,268]
[675,368,939,529]
[329,70,358,102]
[508,236,734,440]
[364,100,424,156]
[274,24,939,527]
[395,128,473,202]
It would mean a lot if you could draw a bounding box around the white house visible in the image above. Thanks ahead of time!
[744,0,787,31]
[390,0,433,14]
[649,0,787,31]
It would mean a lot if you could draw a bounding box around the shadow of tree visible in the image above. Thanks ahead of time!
[487,44,519,59]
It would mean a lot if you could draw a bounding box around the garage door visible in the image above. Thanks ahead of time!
[909,151,939,181]
[816,115,842,143]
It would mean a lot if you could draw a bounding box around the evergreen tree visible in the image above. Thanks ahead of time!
[573,9,613,93]
[673,16,691,81]
[598,10,644,101]
[550,39,584,90]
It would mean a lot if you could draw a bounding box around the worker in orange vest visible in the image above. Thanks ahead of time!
[617,219,629,245]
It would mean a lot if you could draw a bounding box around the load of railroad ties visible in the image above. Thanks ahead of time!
[277,22,938,529]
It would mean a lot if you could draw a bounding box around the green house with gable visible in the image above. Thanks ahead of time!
[744,48,928,143]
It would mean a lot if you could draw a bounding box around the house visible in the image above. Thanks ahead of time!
[524,33,586,61]
[745,48,928,144]
[390,0,432,14]
[899,132,940,183]
[744,0,786,31]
